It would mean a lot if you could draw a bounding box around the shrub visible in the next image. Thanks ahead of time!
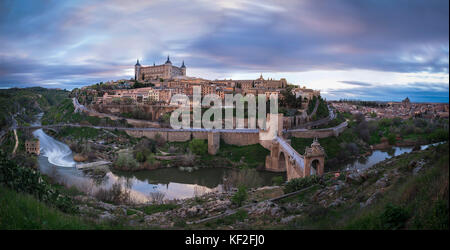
[387,133,397,145]
[0,153,74,212]
[284,175,320,193]
[379,203,409,230]
[139,203,178,215]
[149,191,165,203]
[95,183,131,205]
[231,186,248,207]
[135,151,145,163]
[114,152,138,170]
[272,176,284,186]
[154,133,166,146]
[428,128,449,142]
[188,139,208,155]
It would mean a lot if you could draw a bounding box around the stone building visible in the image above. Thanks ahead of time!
[212,74,287,91]
[292,86,320,101]
[304,138,325,176]
[25,139,40,155]
[135,56,186,81]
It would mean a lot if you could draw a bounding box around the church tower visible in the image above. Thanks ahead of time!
[135,59,141,81]
[181,60,186,76]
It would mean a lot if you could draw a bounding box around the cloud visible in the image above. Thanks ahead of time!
[339,81,372,87]
[0,0,448,102]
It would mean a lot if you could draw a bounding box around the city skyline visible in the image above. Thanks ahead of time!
[0,0,448,102]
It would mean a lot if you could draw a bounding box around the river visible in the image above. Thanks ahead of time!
[340,142,444,172]
[33,114,442,202]
[32,115,280,202]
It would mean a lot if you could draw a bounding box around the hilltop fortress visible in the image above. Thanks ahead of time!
[135,56,186,81]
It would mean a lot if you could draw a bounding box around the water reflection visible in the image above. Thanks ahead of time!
[342,142,444,172]
[33,113,444,201]
[34,120,280,200]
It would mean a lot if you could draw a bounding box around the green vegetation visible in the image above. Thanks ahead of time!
[215,209,248,226]
[188,139,208,155]
[367,116,448,145]
[279,85,303,109]
[231,186,248,206]
[314,96,329,120]
[58,127,100,139]
[216,141,270,168]
[0,153,74,212]
[282,143,449,230]
[291,129,361,168]
[272,176,284,186]
[292,113,448,169]
[113,152,139,170]
[315,111,346,129]
[42,98,130,127]
[345,143,449,229]
[0,187,92,229]
[0,87,69,129]
[284,175,320,193]
[138,203,179,215]
[120,107,153,120]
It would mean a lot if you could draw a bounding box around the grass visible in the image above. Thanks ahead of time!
[217,140,270,168]
[345,144,449,229]
[167,139,270,168]
[291,128,359,160]
[214,209,248,226]
[0,187,132,229]
[138,204,179,215]
[282,143,449,230]
[58,127,101,139]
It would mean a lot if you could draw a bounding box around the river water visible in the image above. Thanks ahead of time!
[33,113,442,202]
[340,142,443,172]
[32,115,279,201]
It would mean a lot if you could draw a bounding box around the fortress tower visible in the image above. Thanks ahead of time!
[134,56,186,81]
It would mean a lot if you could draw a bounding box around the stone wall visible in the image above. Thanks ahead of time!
[92,104,177,121]
[81,106,161,128]
[288,121,347,138]
[192,131,208,140]
[220,132,260,146]
[124,129,259,146]
[167,131,191,142]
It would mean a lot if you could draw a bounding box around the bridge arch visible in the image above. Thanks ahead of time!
[304,156,324,177]
[310,159,320,175]
[278,151,287,172]
[265,137,325,180]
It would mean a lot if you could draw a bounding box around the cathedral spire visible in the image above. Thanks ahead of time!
[181,60,186,68]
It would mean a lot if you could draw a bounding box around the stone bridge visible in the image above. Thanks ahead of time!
[258,114,326,180]
[16,99,338,181]
[261,136,325,180]
[17,116,329,181]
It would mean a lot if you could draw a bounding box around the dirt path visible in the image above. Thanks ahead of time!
[12,129,18,155]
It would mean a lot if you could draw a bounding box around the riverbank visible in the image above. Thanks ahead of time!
[2,141,447,229]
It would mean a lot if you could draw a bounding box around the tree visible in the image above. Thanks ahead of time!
[387,133,396,145]
[231,186,248,206]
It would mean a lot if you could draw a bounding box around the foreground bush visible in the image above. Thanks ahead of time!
[113,152,138,170]
[0,152,74,212]
[188,139,208,155]
[284,175,320,193]
[231,186,248,207]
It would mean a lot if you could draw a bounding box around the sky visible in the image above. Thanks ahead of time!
[0,0,448,102]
